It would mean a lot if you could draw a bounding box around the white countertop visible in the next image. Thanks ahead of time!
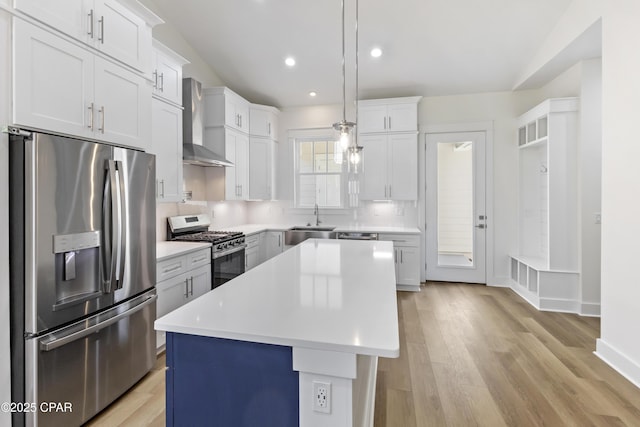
[155,239,399,357]
[156,241,212,261]
[219,223,421,235]
[334,225,421,234]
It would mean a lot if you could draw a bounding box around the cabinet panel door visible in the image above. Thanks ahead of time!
[245,246,260,271]
[14,0,90,41]
[189,264,211,299]
[389,134,418,200]
[155,49,182,105]
[94,56,151,150]
[249,108,269,137]
[249,137,271,200]
[13,19,94,138]
[265,232,283,260]
[95,0,151,72]
[397,247,420,285]
[359,134,388,200]
[151,99,183,202]
[358,104,387,133]
[224,130,238,200]
[235,132,249,199]
[156,273,189,318]
[387,103,418,132]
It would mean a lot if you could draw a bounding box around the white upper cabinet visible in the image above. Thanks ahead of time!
[204,87,250,133]
[249,137,272,200]
[151,98,183,202]
[13,0,91,41]
[357,97,421,134]
[152,40,188,106]
[13,18,151,150]
[13,18,95,139]
[249,104,279,139]
[94,56,151,149]
[357,96,421,201]
[14,0,161,73]
[359,133,418,201]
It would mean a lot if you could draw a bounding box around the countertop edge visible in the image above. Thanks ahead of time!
[156,241,212,261]
[154,322,400,358]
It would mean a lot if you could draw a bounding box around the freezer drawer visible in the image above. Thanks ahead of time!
[24,291,156,427]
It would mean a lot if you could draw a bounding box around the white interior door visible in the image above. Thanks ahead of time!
[426,131,486,283]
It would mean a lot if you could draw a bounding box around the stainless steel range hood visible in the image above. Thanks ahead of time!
[182,78,233,167]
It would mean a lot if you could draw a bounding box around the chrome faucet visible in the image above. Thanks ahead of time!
[314,203,321,226]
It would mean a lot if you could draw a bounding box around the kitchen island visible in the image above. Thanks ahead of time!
[155,238,399,427]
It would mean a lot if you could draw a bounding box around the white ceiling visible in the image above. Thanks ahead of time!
[151,0,575,108]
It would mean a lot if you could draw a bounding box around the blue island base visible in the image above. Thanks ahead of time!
[166,332,299,427]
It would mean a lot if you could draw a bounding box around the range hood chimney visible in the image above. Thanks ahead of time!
[182,78,233,167]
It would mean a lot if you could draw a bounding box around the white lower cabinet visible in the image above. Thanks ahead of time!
[156,247,211,350]
[379,234,420,290]
[245,233,262,270]
[264,231,284,260]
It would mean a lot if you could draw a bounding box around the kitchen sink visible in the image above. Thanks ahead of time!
[289,226,336,232]
[284,226,337,246]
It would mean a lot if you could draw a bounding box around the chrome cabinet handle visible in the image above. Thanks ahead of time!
[389,185,392,198]
[98,16,104,43]
[184,279,189,298]
[388,116,391,129]
[475,224,486,229]
[152,70,157,89]
[278,234,281,247]
[401,249,403,263]
[192,256,207,264]
[160,180,165,198]
[99,106,105,133]
[163,264,182,274]
[384,185,387,198]
[384,117,387,130]
[88,103,94,130]
[268,122,271,135]
[159,72,164,92]
[88,10,94,38]
[189,277,194,296]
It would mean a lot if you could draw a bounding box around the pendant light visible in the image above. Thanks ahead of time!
[333,0,363,172]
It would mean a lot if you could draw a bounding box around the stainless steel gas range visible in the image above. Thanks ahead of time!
[167,215,246,289]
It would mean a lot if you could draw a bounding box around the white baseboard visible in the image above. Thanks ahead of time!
[580,302,601,317]
[397,284,420,292]
[595,339,640,390]
[539,297,580,313]
[488,275,510,287]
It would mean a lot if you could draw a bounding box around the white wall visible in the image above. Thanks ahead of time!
[596,0,640,387]
[0,7,11,427]
[578,58,602,314]
[137,0,225,86]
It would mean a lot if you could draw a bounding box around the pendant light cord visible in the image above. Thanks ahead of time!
[341,0,346,123]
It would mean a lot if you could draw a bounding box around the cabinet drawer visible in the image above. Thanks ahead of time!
[379,233,420,247]
[156,255,187,282]
[245,234,260,248]
[187,248,211,270]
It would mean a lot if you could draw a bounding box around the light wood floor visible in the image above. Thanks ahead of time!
[86,282,640,426]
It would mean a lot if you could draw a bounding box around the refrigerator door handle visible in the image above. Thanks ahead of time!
[103,160,119,293]
[115,161,127,289]
[39,294,156,352]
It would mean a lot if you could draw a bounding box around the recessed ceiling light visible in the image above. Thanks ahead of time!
[309,91,317,97]
[285,57,296,67]
[370,47,382,58]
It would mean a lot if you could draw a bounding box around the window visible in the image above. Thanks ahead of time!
[295,138,344,207]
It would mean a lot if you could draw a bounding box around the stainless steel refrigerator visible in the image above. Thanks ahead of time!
[8,128,157,427]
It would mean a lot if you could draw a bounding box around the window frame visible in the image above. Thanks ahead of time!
[293,131,347,209]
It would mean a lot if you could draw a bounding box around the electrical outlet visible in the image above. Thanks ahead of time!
[595,213,601,224]
[312,381,331,414]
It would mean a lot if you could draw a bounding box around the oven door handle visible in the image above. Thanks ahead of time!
[212,244,247,259]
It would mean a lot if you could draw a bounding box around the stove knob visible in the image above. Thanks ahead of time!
[217,244,223,251]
